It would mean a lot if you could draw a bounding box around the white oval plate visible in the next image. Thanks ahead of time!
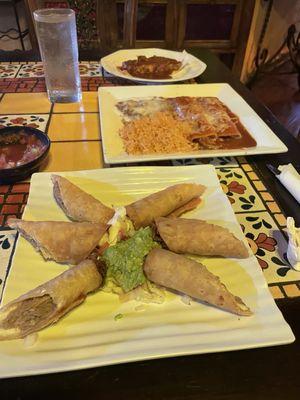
[100,48,207,83]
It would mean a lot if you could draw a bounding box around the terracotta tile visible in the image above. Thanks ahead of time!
[48,113,100,141]
[0,185,10,193]
[0,195,3,204]
[53,92,99,113]
[41,141,103,172]
[11,183,30,193]
[268,286,285,299]
[0,93,51,114]
[6,194,24,203]
[2,204,19,214]
[284,284,300,298]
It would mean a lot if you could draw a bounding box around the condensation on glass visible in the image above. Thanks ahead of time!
[34,8,82,103]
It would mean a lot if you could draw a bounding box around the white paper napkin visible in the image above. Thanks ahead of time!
[277,164,300,203]
[286,217,300,271]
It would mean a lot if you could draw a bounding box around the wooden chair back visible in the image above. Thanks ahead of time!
[25,0,255,77]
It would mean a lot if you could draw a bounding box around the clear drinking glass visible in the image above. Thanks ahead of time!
[33,8,82,103]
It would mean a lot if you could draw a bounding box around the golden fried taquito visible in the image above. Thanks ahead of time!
[52,175,115,224]
[0,260,102,340]
[8,218,107,264]
[144,248,252,316]
[125,183,205,229]
[156,217,249,258]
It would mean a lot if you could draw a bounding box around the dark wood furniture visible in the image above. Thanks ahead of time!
[0,0,29,50]
[0,47,299,399]
[24,0,255,77]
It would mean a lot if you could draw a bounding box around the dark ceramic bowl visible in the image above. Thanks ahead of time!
[0,126,51,184]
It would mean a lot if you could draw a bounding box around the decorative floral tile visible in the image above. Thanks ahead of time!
[79,62,102,77]
[17,63,44,78]
[217,167,265,212]
[0,114,49,131]
[0,64,20,78]
[0,229,17,303]
[237,211,300,284]
[172,156,239,168]
[16,62,102,78]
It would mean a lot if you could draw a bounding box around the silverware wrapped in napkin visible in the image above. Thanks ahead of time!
[277,164,300,204]
[286,217,300,271]
[267,163,300,203]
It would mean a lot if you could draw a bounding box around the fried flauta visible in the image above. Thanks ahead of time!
[167,197,202,218]
[8,218,107,264]
[144,248,252,316]
[125,183,205,229]
[156,217,249,258]
[52,175,115,225]
[0,259,103,340]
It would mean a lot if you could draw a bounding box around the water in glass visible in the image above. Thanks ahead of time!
[34,9,81,103]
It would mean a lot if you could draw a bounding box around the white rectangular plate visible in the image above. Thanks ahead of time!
[0,165,294,378]
[98,83,288,164]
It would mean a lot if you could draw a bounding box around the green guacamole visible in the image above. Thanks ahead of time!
[102,227,158,292]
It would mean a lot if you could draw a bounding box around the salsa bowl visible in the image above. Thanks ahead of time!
[0,126,50,184]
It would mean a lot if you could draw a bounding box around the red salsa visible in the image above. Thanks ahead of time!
[0,131,47,169]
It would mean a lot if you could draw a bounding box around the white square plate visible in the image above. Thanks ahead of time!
[98,83,288,164]
[0,165,294,378]
[100,48,207,83]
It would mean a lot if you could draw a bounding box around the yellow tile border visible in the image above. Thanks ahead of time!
[253,180,267,191]
[241,163,253,172]
[236,156,247,164]
[266,201,281,213]
[274,213,287,227]
[247,171,259,180]
[260,192,274,201]
[268,286,285,299]
[282,284,300,298]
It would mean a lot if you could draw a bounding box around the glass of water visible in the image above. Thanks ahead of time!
[33,8,82,103]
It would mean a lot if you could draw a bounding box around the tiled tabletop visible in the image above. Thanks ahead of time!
[0,61,299,302]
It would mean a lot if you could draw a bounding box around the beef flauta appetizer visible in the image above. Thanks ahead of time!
[0,175,252,340]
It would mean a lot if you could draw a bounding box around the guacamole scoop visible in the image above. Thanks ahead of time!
[101,227,158,292]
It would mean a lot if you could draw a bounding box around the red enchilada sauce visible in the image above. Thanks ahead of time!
[170,97,257,150]
[219,106,256,149]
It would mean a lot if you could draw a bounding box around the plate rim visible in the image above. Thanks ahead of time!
[0,165,295,378]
